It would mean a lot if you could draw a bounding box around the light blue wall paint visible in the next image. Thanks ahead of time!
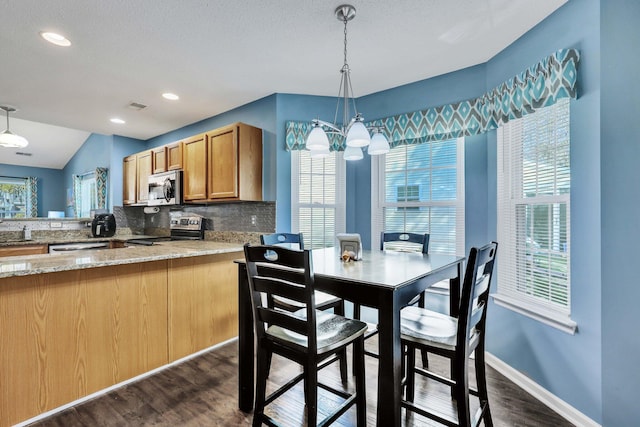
[485,0,602,423]
[601,1,640,425]
[0,163,64,217]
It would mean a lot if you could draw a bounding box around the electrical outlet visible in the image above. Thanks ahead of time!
[251,215,257,226]
[50,222,63,228]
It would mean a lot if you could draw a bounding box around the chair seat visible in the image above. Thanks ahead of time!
[268,309,368,354]
[400,305,458,349]
[272,291,341,311]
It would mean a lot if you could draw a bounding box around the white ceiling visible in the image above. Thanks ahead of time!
[0,0,567,169]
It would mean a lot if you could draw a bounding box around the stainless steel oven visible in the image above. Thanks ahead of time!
[147,170,183,206]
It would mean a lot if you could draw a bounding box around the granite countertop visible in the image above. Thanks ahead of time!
[0,234,162,247]
[0,240,245,279]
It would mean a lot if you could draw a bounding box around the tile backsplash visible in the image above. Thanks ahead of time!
[119,201,276,236]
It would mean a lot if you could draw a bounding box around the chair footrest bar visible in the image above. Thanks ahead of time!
[317,382,352,400]
[318,395,357,427]
[414,366,455,388]
[264,371,305,406]
[401,399,457,427]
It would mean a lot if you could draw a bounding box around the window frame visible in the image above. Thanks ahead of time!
[371,137,465,256]
[290,150,346,249]
[493,98,577,334]
[0,176,29,218]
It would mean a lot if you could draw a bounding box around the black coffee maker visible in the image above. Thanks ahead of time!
[91,213,116,237]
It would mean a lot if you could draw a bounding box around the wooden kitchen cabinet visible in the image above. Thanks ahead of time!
[182,133,207,200]
[136,150,153,203]
[206,122,262,201]
[152,146,167,174]
[123,154,137,205]
[166,141,183,170]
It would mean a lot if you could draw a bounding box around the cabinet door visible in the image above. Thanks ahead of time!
[136,150,153,203]
[0,245,48,257]
[207,126,238,199]
[152,146,167,174]
[123,155,137,205]
[166,141,183,170]
[183,134,207,200]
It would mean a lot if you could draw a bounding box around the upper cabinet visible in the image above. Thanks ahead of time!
[136,150,153,203]
[206,123,262,201]
[152,146,167,174]
[122,122,262,205]
[123,155,137,205]
[183,133,207,201]
[166,141,183,171]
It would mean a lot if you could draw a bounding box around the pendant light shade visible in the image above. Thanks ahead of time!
[345,117,370,148]
[309,145,331,158]
[367,130,390,155]
[306,121,330,151]
[343,144,364,161]
[0,106,28,148]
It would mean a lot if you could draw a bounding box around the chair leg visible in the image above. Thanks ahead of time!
[420,348,429,368]
[352,303,362,375]
[353,337,367,427]
[304,359,318,426]
[253,345,270,427]
[334,298,348,382]
[474,347,493,427]
[405,343,417,403]
[453,350,471,427]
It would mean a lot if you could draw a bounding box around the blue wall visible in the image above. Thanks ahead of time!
[484,0,602,422]
[601,1,640,425]
[0,163,64,217]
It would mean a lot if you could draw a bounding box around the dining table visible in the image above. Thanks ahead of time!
[236,246,465,427]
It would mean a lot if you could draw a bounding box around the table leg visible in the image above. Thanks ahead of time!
[237,263,254,412]
[376,293,402,427]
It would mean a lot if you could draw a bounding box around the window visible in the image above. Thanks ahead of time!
[494,97,576,333]
[372,138,465,255]
[74,173,98,218]
[0,177,28,218]
[291,150,346,249]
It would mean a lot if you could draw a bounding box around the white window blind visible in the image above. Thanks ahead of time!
[0,176,28,218]
[372,138,465,255]
[495,97,576,333]
[291,150,346,249]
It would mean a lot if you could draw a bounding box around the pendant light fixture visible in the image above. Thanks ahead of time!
[0,106,29,148]
[307,4,389,160]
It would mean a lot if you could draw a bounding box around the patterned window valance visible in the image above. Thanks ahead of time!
[286,48,579,151]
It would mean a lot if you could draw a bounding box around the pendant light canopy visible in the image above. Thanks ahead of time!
[0,106,29,148]
[307,5,389,160]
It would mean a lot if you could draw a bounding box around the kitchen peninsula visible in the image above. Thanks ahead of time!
[0,240,245,427]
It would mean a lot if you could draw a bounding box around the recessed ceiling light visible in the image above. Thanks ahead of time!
[110,118,126,124]
[162,93,180,101]
[40,31,71,47]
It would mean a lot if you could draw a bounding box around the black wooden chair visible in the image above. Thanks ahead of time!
[352,232,430,363]
[244,244,368,427]
[400,242,498,427]
[260,233,348,380]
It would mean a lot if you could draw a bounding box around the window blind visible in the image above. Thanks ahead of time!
[372,138,465,255]
[291,150,346,249]
[496,98,574,330]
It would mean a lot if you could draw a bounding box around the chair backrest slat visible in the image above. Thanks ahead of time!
[380,232,429,254]
[244,244,317,346]
[457,242,498,352]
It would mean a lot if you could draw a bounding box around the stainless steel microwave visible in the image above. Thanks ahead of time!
[148,170,183,206]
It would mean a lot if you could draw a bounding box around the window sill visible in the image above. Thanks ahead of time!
[491,293,577,335]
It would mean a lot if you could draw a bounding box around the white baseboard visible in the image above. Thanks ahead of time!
[13,337,238,427]
[485,352,600,427]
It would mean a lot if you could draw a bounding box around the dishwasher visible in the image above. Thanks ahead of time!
[48,242,110,254]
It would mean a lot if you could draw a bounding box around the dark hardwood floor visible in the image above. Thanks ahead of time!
[26,339,574,426]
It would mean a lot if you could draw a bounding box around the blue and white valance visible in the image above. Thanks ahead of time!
[286,48,579,150]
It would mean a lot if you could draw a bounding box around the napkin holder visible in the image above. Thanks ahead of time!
[336,233,363,261]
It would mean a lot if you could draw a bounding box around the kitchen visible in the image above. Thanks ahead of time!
[1,0,638,426]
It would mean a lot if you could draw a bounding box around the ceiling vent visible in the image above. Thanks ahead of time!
[127,102,147,111]
[15,151,32,156]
